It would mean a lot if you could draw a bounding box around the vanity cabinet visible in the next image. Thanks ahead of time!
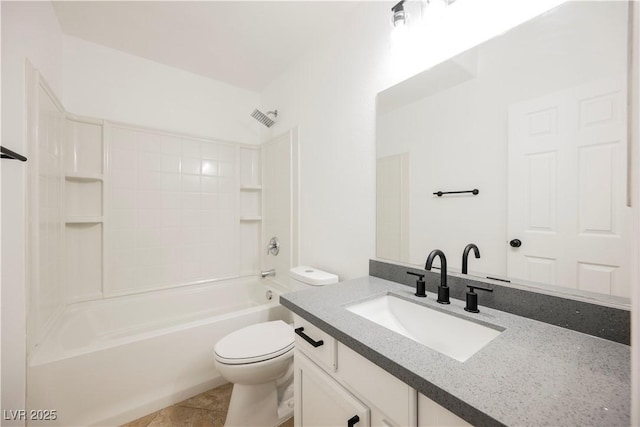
[293,315,417,427]
[293,314,470,427]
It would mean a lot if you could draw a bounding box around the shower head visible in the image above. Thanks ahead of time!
[251,109,278,128]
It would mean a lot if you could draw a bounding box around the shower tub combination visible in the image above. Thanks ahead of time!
[27,277,290,426]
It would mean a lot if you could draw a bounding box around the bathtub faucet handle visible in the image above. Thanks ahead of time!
[267,237,280,256]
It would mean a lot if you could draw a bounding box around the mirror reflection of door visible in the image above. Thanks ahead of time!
[507,77,630,298]
[376,153,410,263]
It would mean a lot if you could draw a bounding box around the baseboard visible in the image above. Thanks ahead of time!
[94,376,228,426]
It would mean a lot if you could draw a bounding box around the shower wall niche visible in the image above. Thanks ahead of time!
[239,146,262,275]
[64,116,104,302]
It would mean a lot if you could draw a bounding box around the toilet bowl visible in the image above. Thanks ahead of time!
[213,267,338,427]
[214,320,294,427]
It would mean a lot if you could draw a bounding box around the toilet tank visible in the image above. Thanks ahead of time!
[289,266,338,291]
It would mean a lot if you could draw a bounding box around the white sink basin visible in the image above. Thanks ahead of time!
[345,294,502,362]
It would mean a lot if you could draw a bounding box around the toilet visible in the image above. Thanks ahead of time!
[213,266,338,427]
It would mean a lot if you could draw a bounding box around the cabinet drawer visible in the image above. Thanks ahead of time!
[337,343,416,426]
[293,314,337,372]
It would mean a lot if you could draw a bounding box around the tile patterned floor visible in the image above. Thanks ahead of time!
[121,383,294,427]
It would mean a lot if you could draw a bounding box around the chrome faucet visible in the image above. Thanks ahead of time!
[261,269,276,278]
[425,249,449,304]
[462,243,480,274]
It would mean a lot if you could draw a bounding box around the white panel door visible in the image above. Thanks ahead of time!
[507,77,630,297]
[294,351,370,427]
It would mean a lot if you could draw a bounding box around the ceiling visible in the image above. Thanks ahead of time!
[53,1,362,92]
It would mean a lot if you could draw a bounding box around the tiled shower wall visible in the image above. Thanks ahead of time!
[27,69,263,352]
[107,125,240,295]
[29,80,66,344]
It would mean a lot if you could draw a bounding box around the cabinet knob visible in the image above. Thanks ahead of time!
[347,415,360,427]
[509,239,522,248]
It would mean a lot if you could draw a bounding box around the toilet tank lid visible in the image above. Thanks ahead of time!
[290,266,339,286]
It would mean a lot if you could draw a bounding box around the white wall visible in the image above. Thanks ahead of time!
[259,0,568,281]
[62,36,261,144]
[259,2,390,280]
[1,1,64,422]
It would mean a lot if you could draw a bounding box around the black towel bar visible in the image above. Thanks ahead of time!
[1,146,27,162]
[433,189,479,197]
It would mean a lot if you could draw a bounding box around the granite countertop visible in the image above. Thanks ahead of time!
[280,276,630,427]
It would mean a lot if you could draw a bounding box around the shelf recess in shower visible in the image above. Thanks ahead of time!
[66,216,104,224]
[240,216,262,222]
[240,185,262,191]
[65,173,104,182]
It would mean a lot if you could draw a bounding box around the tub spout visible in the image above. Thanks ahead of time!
[261,269,276,278]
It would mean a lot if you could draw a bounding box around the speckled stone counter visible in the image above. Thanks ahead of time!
[280,276,630,427]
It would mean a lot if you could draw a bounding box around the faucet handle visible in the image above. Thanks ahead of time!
[407,271,426,297]
[464,284,493,313]
[266,237,280,256]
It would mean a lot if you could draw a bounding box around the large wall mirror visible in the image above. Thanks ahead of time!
[376,1,634,305]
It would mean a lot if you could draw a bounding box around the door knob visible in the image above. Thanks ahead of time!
[509,239,522,248]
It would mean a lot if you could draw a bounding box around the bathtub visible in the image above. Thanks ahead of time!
[27,277,291,426]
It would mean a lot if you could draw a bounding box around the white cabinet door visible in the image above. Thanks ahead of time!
[337,343,416,427]
[418,393,470,427]
[294,350,370,427]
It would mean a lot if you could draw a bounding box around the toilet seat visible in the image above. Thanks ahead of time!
[214,320,294,365]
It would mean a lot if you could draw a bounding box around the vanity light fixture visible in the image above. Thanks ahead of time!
[391,0,457,30]
[391,0,407,28]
